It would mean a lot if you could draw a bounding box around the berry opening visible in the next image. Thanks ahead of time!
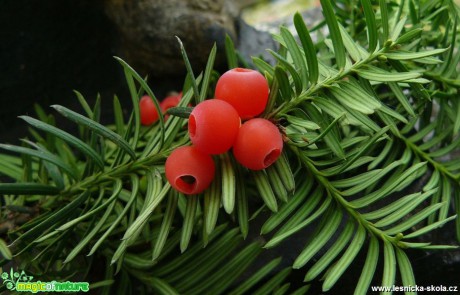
[176,175,197,194]
[189,114,197,137]
[264,148,281,167]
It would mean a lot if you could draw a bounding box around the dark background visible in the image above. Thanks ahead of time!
[0,0,183,144]
[1,0,459,292]
[0,1,121,143]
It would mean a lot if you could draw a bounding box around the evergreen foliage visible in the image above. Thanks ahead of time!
[1,0,459,294]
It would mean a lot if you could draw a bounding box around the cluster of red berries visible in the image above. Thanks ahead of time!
[163,68,283,195]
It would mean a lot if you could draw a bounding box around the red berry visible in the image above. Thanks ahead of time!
[233,118,283,170]
[160,93,182,113]
[215,68,269,120]
[188,99,241,155]
[165,146,215,194]
[160,93,182,121]
[140,95,159,125]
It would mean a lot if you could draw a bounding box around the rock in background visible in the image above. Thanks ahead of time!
[103,0,240,77]
[238,0,323,65]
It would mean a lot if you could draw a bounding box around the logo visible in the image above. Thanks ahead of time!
[1,269,89,293]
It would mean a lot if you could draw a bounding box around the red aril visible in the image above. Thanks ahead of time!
[233,118,283,170]
[139,95,159,125]
[188,99,241,155]
[160,93,182,113]
[165,145,215,194]
[215,68,269,120]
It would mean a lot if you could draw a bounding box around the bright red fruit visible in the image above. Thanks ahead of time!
[233,118,283,170]
[215,68,269,120]
[160,93,182,113]
[165,146,215,194]
[188,99,241,155]
[139,95,159,125]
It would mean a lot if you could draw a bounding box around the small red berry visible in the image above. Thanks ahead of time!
[188,99,241,155]
[140,95,160,125]
[160,93,182,121]
[233,118,283,170]
[215,68,269,120]
[165,146,215,194]
[161,93,182,113]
